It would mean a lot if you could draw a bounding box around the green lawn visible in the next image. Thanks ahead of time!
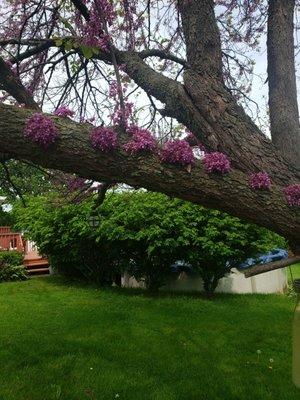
[0,276,299,400]
[289,263,300,282]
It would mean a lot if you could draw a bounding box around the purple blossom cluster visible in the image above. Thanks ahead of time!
[112,102,134,127]
[123,125,157,154]
[120,0,143,50]
[160,139,195,166]
[95,0,116,25]
[249,172,271,189]
[203,152,231,174]
[90,127,118,153]
[24,113,58,148]
[284,184,300,207]
[109,80,133,127]
[54,105,75,118]
[109,80,120,98]
[82,0,116,50]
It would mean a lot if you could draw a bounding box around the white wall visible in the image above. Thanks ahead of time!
[122,268,288,294]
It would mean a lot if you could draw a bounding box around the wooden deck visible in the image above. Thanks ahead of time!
[0,227,50,276]
[0,226,24,252]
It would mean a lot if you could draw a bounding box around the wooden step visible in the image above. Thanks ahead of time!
[26,265,49,272]
[28,267,50,275]
[24,259,49,268]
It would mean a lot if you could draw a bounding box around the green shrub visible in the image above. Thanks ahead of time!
[97,192,286,293]
[0,264,28,282]
[13,191,286,293]
[0,251,23,267]
[13,194,120,285]
[0,251,27,282]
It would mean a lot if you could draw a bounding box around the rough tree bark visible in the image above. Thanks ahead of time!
[267,0,300,167]
[0,103,299,249]
[0,57,38,109]
[0,0,299,272]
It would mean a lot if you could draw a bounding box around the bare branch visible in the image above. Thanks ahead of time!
[139,49,187,67]
[70,0,90,21]
[0,56,39,109]
[244,256,300,277]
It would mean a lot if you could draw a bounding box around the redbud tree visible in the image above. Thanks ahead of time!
[0,0,300,275]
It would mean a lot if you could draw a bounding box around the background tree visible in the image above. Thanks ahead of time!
[0,0,300,275]
[0,206,14,226]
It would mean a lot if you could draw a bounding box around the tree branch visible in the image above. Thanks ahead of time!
[10,42,54,64]
[0,56,39,109]
[139,49,188,67]
[244,256,300,277]
[70,0,90,20]
[2,37,300,182]
[0,103,299,249]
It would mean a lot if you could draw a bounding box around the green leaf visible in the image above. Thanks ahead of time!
[64,40,74,51]
[80,45,94,59]
[54,38,63,47]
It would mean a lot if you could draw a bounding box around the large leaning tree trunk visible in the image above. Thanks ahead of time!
[0,0,299,275]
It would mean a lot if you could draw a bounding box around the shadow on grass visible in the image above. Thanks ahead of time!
[38,274,275,303]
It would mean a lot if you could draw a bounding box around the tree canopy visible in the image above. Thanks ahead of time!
[0,0,299,273]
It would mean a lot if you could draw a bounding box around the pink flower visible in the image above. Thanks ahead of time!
[250,172,271,189]
[24,113,58,148]
[54,105,75,118]
[123,125,157,154]
[160,139,195,166]
[284,184,300,206]
[90,127,118,152]
[203,152,231,174]
[108,80,133,127]
[81,0,116,49]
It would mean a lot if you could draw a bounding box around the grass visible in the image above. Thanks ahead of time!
[0,276,299,400]
[288,263,300,282]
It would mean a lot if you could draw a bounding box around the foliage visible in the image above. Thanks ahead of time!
[0,160,54,202]
[184,211,285,295]
[13,194,119,285]
[97,191,285,293]
[0,207,14,226]
[0,264,27,282]
[0,250,23,267]
[0,250,27,282]
[14,191,286,293]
